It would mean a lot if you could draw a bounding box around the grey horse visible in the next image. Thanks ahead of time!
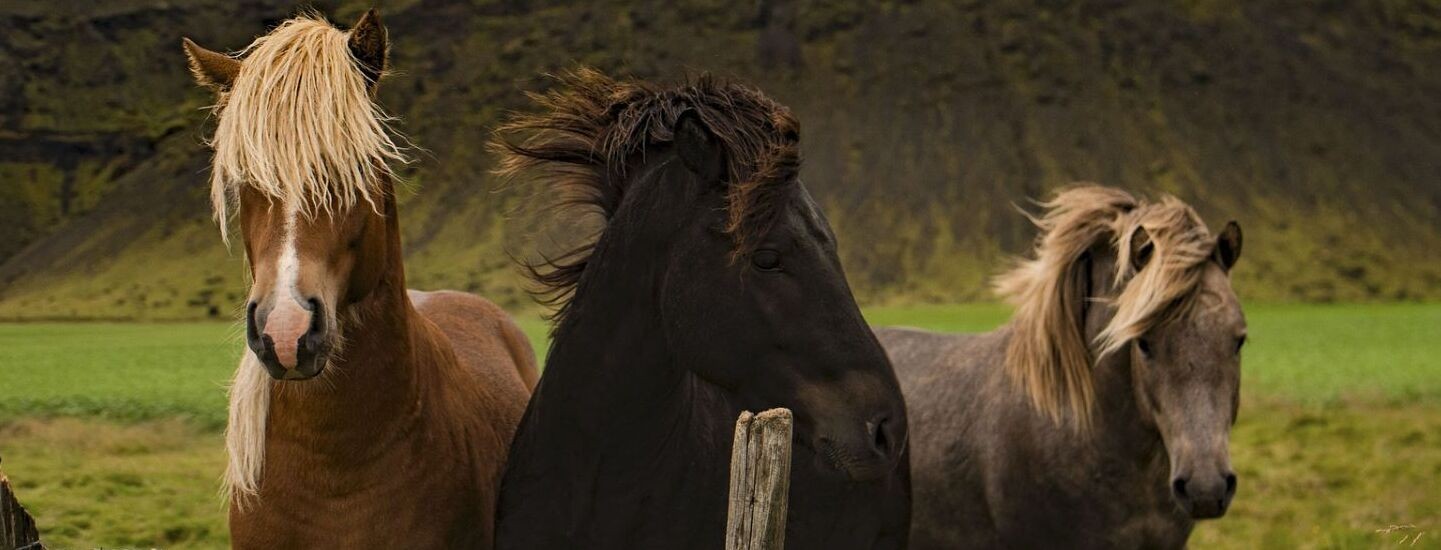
[878,186,1246,548]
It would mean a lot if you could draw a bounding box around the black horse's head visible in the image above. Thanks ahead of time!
[497,70,908,481]
[660,113,907,480]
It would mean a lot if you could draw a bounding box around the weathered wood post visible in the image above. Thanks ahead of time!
[0,454,43,550]
[725,408,793,550]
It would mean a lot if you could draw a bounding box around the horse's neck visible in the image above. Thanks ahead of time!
[534,179,710,455]
[265,278,433,466]
[545,303,699,450]
[1087,353,1160,454]
[1077,248,1164,457]
[528,253,721,476]
[506,172,731,531]
[516,301,729,541]
[1083,298,1163,459]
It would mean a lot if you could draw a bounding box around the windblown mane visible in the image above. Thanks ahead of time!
[995,185,1217,430]
[491,68,801,322]
[205,14,407,243]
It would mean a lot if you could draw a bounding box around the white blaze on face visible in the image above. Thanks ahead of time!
[262,204,313,369]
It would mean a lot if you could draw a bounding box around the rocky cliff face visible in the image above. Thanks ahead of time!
[2,0,1439,319]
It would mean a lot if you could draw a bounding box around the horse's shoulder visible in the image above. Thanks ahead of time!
[408,289,525,344]
[876,327,1001,368]
[880,327,1010,436]
[408,289,505,318]
[408,288,538,393]
[874,325,954,352]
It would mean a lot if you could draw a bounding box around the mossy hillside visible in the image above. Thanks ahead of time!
[2,1,1439,320]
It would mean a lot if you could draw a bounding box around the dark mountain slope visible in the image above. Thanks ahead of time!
[1,0,1438,319]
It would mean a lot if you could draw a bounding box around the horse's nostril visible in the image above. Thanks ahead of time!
[305,298,325,336]
[867,415,899,460]
[245,301,259,327]
[245,302,263,352]
[873,419,890,453]
[1172,478,1189,499]
[1224,473,1238,496]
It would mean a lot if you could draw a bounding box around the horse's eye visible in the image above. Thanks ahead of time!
[751,249,782,272]
[1136,338,1153,357]
[1236,335,1247,354]
[347,216,368,249]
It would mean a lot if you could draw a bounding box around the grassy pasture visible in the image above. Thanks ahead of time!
[0,303,1438,548]
[0,317,553,430]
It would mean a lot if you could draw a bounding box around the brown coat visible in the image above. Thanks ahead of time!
[229,288,535,549]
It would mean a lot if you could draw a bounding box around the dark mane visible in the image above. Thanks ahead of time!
[491,68,801,321]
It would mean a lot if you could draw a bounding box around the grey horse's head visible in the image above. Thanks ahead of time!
[1121,220,1245,519]
[999,186,1247,520]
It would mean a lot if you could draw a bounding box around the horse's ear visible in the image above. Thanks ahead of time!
[1215,220,1242,271]
[1129,225,1154,273]
[182,37,239,91]
[349,9,388,87]
[674,111,725,182]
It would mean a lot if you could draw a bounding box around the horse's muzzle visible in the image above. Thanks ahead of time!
[246,299,331,380]
[815,413,907,482]
[1172,470,1237,519]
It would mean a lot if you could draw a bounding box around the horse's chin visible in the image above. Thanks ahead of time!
[260,356,328,381]
[803,437,892,482]
[279,364,325,381]
[837,459,890,482]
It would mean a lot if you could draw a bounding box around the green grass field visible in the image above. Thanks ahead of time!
[0,304,1438,548]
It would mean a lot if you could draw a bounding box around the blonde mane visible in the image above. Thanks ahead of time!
[994,185,1217,430]
[205,14,407,243]
[224,354,271,507]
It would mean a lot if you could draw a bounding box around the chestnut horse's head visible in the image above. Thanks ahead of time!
[184,11,404,381]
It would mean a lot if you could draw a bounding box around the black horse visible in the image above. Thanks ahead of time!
[491,69,910,549]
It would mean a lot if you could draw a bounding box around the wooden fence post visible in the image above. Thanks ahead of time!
[725,408,793,550]
[0,454,43,550]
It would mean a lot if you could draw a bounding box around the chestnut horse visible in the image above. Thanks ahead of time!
[182,11,535,548]
[878,185,1246,548]
[491,69,910,549]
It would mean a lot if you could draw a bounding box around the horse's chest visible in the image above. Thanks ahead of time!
[234,457,492,549]
[1107,509,1192,549]
[986,463,1189,549]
